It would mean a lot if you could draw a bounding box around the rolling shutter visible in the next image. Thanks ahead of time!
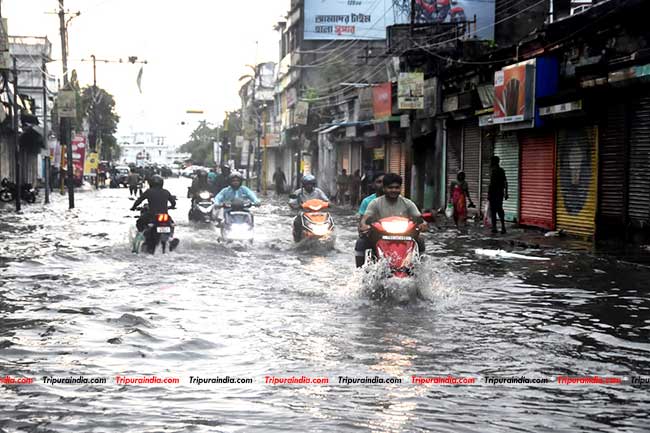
[493,133,519,222]
[598,103,627,228]
[628,95,650,227]
[462,120,481,206]
[388,138,406,195]
[520,131,555,230]
[556,126,598,237]
[480,129,495,212]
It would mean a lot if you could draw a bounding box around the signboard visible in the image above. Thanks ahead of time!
[235,135,244,148]
[49,138,61,168]
[493,60,536,124]
[294,101,309,125]
[539,100,583,116]
[71,133,86,179]
[58,90,77,118]
[286,87,297,107]
[84,152,99,175]
[372,82,392,119]
[213,141,221,166]
[398,72,424,110]
[303,0,496,41]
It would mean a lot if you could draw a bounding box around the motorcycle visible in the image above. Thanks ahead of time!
[220,199,254,243]
[365,212,434,278]
[294,199,335,242]
[132,204,178,254]
[0,178,37,203]
[414,0,466,24]
[188,190,217,224]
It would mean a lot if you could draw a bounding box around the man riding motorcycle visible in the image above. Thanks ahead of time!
[355,172,384,267]
[214,172,261,206]
[188,169,211,202]
[358,173,427,260]
[130,175,179,251]
[290,174,329,242]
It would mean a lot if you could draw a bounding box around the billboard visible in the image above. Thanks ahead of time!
[304,0,496,41]
[398,72,424,110]
[493,60,536,124]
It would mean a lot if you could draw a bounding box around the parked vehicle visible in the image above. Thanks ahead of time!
[0,178,38,204]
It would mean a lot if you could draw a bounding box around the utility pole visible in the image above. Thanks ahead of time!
[43,57,50,204]
[58,0,75,209]
[12,57,21,212]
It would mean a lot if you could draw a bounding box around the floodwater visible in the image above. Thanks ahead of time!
[1,178,649,433]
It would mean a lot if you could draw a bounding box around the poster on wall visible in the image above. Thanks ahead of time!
[493,60,536,124]
[372,82,392,119]
[398,72,424,109]
[303,0,496,41]
[71,134,86,180]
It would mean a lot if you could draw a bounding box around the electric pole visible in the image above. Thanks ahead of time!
[12,57,21,212]
[43,57,50,204]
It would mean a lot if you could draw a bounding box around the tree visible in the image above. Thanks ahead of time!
[80,86,120,161]
[180,120,221,165]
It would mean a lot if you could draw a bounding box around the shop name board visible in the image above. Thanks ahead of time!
[539,100,582,116]
[398,72,424,110]
[493,60,536,125]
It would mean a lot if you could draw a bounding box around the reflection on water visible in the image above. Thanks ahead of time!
[1,179,650,432]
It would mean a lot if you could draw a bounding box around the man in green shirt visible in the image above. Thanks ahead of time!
[354,172,384,267]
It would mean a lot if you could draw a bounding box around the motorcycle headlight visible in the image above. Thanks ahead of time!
[310,224,330,236]
[199,191,211,200]
[228,224,253,239]
[380,220,410,234]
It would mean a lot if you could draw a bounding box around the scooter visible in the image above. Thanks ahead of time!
[188,190,217,224]
[0,178,37,203]
[365,212,434,278]
[132,204,178,254]
[220,199,255,243]
[294,199,335,242]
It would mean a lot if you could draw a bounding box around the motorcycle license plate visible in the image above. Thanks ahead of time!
[157,226,171,233]
[382,235,412,241]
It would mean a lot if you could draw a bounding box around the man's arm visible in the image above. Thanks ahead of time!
[360,200,378,231]
[214,188,227,205]
[243,187,261,205]
[168,191,176,208]
[131,190,148,210]
[317,188,329,202]
[503,169,509,199]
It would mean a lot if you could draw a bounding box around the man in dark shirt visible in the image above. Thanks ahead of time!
[131,175,176,232]
[488,156,509,234]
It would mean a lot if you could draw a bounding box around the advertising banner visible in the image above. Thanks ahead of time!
[294,101,309,125]
[49,138,61,168]
[84,152,99,176]
[71,133,86,180]
[493,60,536,124]
[373,82,392,120]
[304,0,496,41]
[398,72,424,110]
[58,90,77,118]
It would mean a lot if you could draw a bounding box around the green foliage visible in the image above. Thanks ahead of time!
[80,86,120,161]
[180,120,221,165]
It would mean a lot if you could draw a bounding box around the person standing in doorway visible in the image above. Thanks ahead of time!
[449,171,473,228]
[488,156,508,234]
[336,169,350,205]
[350,169,362,208]
[273,167,287,197]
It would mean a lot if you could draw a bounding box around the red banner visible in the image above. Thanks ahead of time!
[71,133,87,181]
[373,82,392,120]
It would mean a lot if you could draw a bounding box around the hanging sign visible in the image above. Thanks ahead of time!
[398,72,424,110]
[58,90,77,118]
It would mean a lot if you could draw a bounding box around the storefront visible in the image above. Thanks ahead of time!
[519,131,556,230]
[492,132,519,222]
[627,93,650,229]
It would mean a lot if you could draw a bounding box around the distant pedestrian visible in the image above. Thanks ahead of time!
[488,155,508,234]
[350,169,361,207]
[127,169,140,198]
[336,169,350,205]
[273,167,287,196]
[449,171,473,228]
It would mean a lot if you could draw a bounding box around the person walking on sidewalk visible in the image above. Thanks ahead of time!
[488,156,508,234]
[273,167,287,197]
[449,171,473,228]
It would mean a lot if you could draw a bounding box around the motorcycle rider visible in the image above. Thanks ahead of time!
[130,175,179,251]
[214,171,261,206]
[188,169,211,202]
[354,172,384,267]
[290,174,329,242]
[358,173,427,257]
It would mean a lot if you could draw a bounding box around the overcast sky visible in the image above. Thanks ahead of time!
[4,0,289,147]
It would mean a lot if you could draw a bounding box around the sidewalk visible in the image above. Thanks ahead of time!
[431,217,650,268]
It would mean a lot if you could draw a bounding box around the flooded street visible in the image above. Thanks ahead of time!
[1,178,650,433]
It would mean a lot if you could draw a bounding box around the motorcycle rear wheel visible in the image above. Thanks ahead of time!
[0,190,13,202]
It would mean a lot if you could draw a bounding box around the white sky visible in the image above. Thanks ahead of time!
[4,0,289,148]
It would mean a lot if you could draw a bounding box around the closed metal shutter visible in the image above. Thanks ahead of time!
[493,133,519,222]
[462,120,481,206]
[556,126,598,237]
[598,103,627,228]
[446,124,462,199]
[388,138,406,195]
[628,95,650,226]
[480,129,495,212]
[520,132,555,230]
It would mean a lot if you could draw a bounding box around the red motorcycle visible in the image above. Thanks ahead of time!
[366,213,433,278]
